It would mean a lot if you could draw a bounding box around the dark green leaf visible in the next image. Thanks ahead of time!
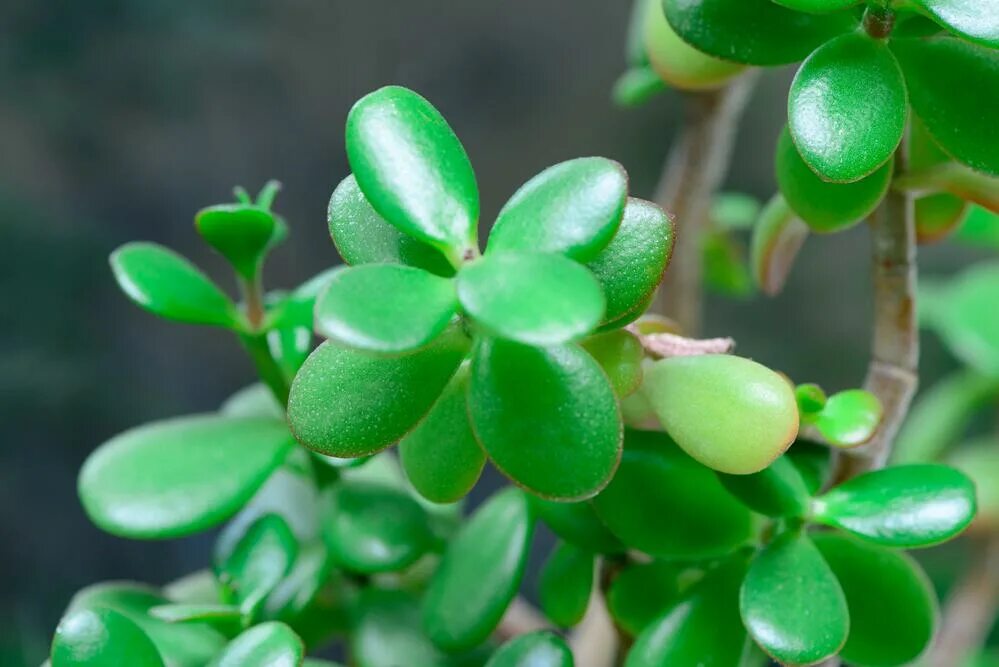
[750,194,809,296]
[644,0,745,89]
[538,542,594,627]
[195,205,280,281]
[346,86,479,263]
[52,608,164,667]
[287,328,469,457]
[79,415,293,539]
[773,0,862,11]
[740,531,848,665]
[423,489,534,651]
[468,339,622,500]
[911,0,999,48]
[218,514,298,616]
[606,561,682,637]
[486,632,573,667]
[207,622,304,667]
[789,33,906,183]
[457,252,605,346]
[813,389,882,448]
[528,497,624,554]
[592,430,753,558]
[487,158,627,261]
[110,242,240,328]
[717,455,811,517]
[813,464,977,547]
[582,330,644,398]
[787,439,833,495]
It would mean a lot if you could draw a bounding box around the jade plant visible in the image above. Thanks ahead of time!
[45,0,999,663]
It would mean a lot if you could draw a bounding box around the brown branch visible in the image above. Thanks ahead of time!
[651,71,760,335]
[495,596,551,641]
[631,329,735,358]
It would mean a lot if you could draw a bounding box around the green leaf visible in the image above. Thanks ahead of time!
[787,439,833,495]
[813,533,937,667]
[287,328,469,457]
[739,531,848,665]
[813,464,977,547]
[221,383,284,420]
[528,497,624,554]
[662,0,858,66]
[261,295,315,385]
[789,32,906,183]
[487,158,627,261]
[712,193,761,230]
[110,242,240,328]
[702,230,754,298]
[717,455,811,517]
[218,514,298,616]
[263,543,335,629]
[813,389,882,448]
[399,365,485,503]
[195,204,280,281]
[52,608,165,667]
[954,205,999,249]
[893,38,999,176]
[346,86,479,263]
[924,263,999,376]
[79,414,293,539]
[642,354,799,474]
[948,437,999,531]
[457,252,605,346]
[644,0,745,90]
[910,117,973,243]
[795,383,828,416]
[911,0,999,48]
[163,571,220,606]
[592,430,753,558]
[750,194,809,296]
[626,556,748,667]
[468,339,622,500]
[321,480,433,573]
[773,0,862,11]
[486,632,573,667]
[776,126,892,232]
[423,489,534,651]
[328,174,455,276]
[612,67,669,107]
[538,542,594,627]
[148,604,241,626]
[606,561,682,637]
[314,264,457,353]
[585,198,673,325]
[581,330,644,398]
[207,622,304,667]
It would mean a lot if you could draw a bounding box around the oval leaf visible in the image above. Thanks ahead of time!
[79,415,294,539]
[528,497,624,554]
[773,0,861,10]
[750,194,809,296]
[52,608,164,667]
[606,561,682,637]
[468,339,622,500]
[911,0,999,48]
[487,157,627,261]
[287,328,469,457]
[218,515,298,616]
[814,389,882,448]
[208,622,303,667]
[789,32,906,183]
[423,489,534,651]
[346,86,479,262]
[644,0,745,90]
[538,542,594,627]
[581,330,644,398]
[486,632,573,667]
[717,455,811,517]
[613,67,669,107]
[195,205,278,281]
[457,252,605,346]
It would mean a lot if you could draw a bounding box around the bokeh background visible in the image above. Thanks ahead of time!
[1,1,990,665]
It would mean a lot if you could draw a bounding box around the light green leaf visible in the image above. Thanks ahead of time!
[538,542,594,627]
[486,632,573,667]
[948,437,999,531]
[207,622,304,667]
[813,389,882,448]
[148,604,241,626]
[217,515,298,616]
[613,67,669,107]
[52,608,164,667]
[911,0,999,48]
[644,0,745,90]
[954,206,999,249]
[581,330,644,398]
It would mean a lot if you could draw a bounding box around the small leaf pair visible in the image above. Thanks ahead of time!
[796,384,883,448]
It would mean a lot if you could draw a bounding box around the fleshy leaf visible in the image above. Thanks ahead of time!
[528,497,625,554]
[750,194,809,296]
[287,328,469,457]
[148,604,241,626]
[813,464,977,547]
[538,542,594,627]
[948,437,999,531]
[314,264,457,353]
[592,430,753,558]
[613,67,669,107]
[642,354,799,474]
[79,415,293,539]
[702,230,754,298]
[581,330,644,398]
[457,252,605,346]
[954,206,999,249]
[218,514,298,616]
[606,561,682,637]
[924,263,999,376]
[207,622,304,667]
[644,0,745,90]
[814,389,882,448]
[739,531,848,665]
[911,0,999,48]
[662,0,858,66]
[486,632,573,667]
[468,339,622,501]
[195,205,280,281]
[813,533,937,667]
[52,608,165,667]
[487,158,628,261]
[345,86,479,263]
[717,455,811,517]
[773,0,862,10]
[110,242,240,328]
[789,32,906,183]
[423,489,534,652]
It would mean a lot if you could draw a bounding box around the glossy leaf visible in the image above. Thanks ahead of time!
[52,608,164,667]
[662,0,858,66]
[486,632,573,667]
[457,252,604,346]
[581,330,644,398]
[750,194,809,296]
[314,264,457,353]
[776,126,892,232]
[287,328,468,457]
[528,497,624,554]
[948,437,999,530]
[740,531,848,665]
[893,38,999,176]
[795,383,827,416]
[221,383,284,420]
[538,542,594,627]
[910,117,975,244]
[644,0,745,90]
[345,86,479,263]
[925,263,999,376]
[789,32,906,183]
[593,430,753,558]
[643,354,799,474]
[148,604,241,626]
[195,205,280,280]
[773,0,861,11]
[110,243,240,328]
[263,543,334,626]
[626,556,748,667]
[487,157,627,261]
[813,389,882,448]
[717,455,811,517]
[468,339,621,500]
[813,533,937,667]
[606,561,682,637]
[787,439,833,495]
[322,480,433,573]
[79,414,293,539]
[911,0,999,48]
[813,464,977,547]
[328,174,454,276]
[208,622,304,667]
[423,489,534,651]
[218,514,297,616]
[585,198,673,324]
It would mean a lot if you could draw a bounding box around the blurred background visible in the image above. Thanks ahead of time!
[0,1,990,665]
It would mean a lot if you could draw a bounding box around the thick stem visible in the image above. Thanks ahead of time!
[238,273,291,406]
[651,71,759,334]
